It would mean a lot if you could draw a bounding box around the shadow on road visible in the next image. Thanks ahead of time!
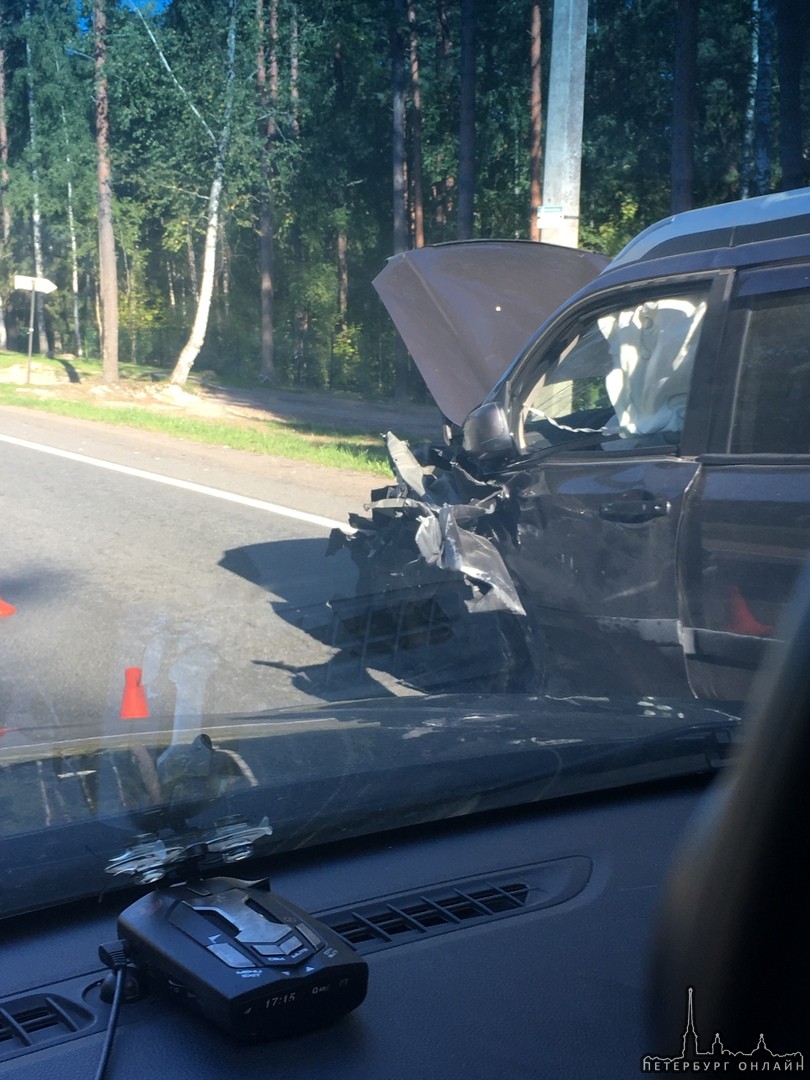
[219,538,406,701]
[218,535,535,703]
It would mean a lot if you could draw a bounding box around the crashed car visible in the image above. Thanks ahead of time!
[330,189,810,703]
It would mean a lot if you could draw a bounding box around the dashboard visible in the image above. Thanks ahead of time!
[0,780,711,1079]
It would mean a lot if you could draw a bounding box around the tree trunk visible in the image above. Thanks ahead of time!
[392,0,408,254]
[776,0,805,190]
[436,0,451,65]
[407,0,424,248]
[94,0,118,382]
[741,0,758,197]
[257,178,275,382]
[337,225,348,331]
[31,194,47,355]
[25,8,49,356]
[257,0,276,382]
[66,169,83,357]
[529,3,542,241]
[391,0,409,400]
[59,102,83,357]
[0,12,8,350]
[289,9,306,375]
[753,0,775,196]
[333,38,349,350]
[166,260,176,309]
[186,228,198,298]
[171,178,225,384]
[457,0,475,239]
[290,7,300,138]
[670,0,699,213]
[432,1,452,238]
[52,39,84,358]
[257,0,276,384]
[219,221,229,320]
[170,0,237,386]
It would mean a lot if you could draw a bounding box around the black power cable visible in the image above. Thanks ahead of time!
[94,941,142,1080]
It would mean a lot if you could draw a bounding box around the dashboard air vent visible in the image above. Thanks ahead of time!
[0,994,95,1061]
[319,857,591,954]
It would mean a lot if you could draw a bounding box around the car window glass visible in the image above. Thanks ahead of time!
[729,289,810,454]
[522,290,708,449]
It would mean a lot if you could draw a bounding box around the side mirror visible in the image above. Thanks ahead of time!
[462,402,514,459]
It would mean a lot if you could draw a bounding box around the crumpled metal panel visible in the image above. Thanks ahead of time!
[327,434,535,693]
[332,433,523,617]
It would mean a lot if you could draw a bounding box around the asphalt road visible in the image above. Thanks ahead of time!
[0,408,401,749]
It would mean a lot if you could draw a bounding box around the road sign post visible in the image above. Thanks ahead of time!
[13,274,58,384]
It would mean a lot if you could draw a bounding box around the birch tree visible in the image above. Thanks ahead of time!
[169,0,238,386]
[127,0,239,386]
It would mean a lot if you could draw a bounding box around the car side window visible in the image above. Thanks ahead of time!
[729,289,810,455]
[521,290,708,450]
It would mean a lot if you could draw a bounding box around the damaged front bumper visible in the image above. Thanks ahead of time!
[326,433,539,693]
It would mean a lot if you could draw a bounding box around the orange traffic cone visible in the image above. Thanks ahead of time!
[120,667,150,720]
[0,597,15,617]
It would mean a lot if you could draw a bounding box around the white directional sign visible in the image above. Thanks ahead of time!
[14,274,58,295]
[15,274,59,378]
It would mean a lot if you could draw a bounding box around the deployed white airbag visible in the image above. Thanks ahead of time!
[601,295,706,436]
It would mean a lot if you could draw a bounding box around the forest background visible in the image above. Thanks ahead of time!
[0,0,808,404]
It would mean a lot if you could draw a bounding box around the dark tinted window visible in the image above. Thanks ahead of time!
[730,290,810,454]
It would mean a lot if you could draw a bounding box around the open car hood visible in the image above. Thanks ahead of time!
[373,240,610,425]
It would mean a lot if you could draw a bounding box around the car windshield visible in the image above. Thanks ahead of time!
[1,2,807,923]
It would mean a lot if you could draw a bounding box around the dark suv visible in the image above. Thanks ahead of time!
[332,189,810,704]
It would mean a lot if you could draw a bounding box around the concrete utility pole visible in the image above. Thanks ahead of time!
[540,0,588,249]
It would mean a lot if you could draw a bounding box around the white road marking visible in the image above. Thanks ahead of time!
[0,432,353,532]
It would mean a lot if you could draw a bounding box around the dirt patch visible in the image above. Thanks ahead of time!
[1,362,443,442]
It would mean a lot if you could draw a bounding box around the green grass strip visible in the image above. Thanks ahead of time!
[0,384,393,476]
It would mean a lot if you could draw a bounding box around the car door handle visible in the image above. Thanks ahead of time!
[598,498,671,523]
